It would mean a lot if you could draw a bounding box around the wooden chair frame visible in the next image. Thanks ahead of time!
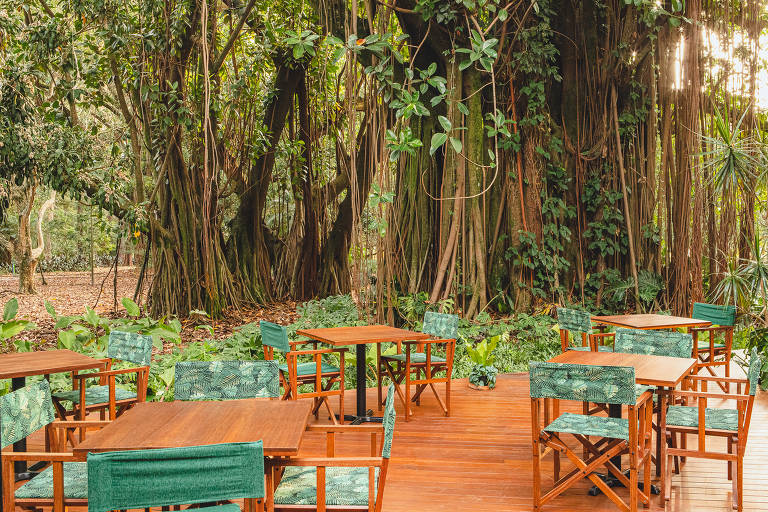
[691,325,733,391]
[270,424,389,512]
[378,338,455,422]
[1,420,109,512]
[664,374,754,511]
[264,341,347,425]
[531,391,654,512]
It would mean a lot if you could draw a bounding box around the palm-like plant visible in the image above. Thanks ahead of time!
[712,257,750,309]
[700,107,762,195]
[742,235,768,326]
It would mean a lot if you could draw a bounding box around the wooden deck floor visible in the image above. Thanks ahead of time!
[17,369,768,511]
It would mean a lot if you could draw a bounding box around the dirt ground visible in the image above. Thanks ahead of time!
[0,267,300,351]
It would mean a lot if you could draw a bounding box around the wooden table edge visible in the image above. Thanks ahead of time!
[0,351,105,380]
[296,326,432,345]
[590,317,712,330]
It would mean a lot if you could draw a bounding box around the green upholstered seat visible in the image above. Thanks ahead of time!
[635,384,654,395]
[279,361,341,376]
[383,352,447,363]
[614,328,693,358]
[87,442,264,512]
[697,341,726,350]
[53,385,137,405]
[544,412,630,440]
[174,360,279,400]
[107,331,153,365]
[273,466,379,506]
[567,345,591,351]
[666,406,738,431]
[15,462,88,499]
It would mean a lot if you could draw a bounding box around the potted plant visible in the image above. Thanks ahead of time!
[466,334,499,390]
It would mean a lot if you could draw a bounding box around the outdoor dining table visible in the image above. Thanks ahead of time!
[73,399,313,511]
[548,350,697,498]
[296,325,430,424]
[591,313,712,330]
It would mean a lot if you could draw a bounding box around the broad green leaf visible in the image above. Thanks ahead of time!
[430,132,447,155]
[3,298,18,321]
[450,137,462,153]
[438,115,451,132]
[121,297,141,317]
[44,299,57,318]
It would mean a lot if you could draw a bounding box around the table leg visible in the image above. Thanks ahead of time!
[350,344,382,424]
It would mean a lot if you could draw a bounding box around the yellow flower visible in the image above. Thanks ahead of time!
[134,230,141,238]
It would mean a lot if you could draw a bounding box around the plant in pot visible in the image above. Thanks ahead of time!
[466,334,500,390]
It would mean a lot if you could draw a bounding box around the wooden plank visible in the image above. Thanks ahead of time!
[549,351,696,387]
[591,314,712,330]
[296,325,430,346]
[72,399,312,458]
[0,350,103,380]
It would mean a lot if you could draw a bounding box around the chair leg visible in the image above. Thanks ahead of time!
[445,377,451,417]
[376,344,383,411]
[727,437,733,480]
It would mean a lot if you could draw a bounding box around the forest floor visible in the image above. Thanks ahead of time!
[0,267,300,351]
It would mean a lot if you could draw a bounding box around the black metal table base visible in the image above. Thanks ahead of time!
[337,410,384,424]
[588,470,660,496]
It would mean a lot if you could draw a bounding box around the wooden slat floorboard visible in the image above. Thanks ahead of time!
[16,365,768,511]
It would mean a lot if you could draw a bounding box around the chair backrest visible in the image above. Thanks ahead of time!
[555,307,591,334]
[614,328,693,358]
[87,441,264,512]
[748,347,762,396]
[529,362,637,405]
[260,320,290,353]
[1,380,56,449]
[381,384,396,459]
[174,360,279,400]
[691,302,736,327]
[422,311,458,339]
[108,331,153,366]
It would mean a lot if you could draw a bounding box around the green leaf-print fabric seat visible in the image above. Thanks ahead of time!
[273,385,397,508]
[383,352,446,363]
[382,311,458,363]
[529,362,637,405]
[544,412,630,440]
[174,360,279,400]
[1,380,56,449]
[261,321,343,378]
[53,386,137,405]
[15,462,88,499]
[279,361,341,378]
[555,307,594,351]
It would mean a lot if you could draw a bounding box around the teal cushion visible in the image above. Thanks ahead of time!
[195,505,242,512]
[15,462,87,499]
[596,345,614,352]
[697,342,726,350]
[567,346,592,352]
[666,405,738,431]
[635,384,654,395]
[278,362,341,377]
[382,352,446,363]
[273,466,379,506]
[53,385,136,406]
[544,412,629,440]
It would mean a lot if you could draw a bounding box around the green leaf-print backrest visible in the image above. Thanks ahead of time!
[87,442,264,512]
[260,321,290,353]
[529,362,637,405]
[691,302,736,327]
[174,360,279,401]
[1,380,56,448]
[748,347,762,396]
[108,331,153,366]
[422,312,458,339]
[614,328,693,358]
[381,384,396,459]
[556,307,592,335]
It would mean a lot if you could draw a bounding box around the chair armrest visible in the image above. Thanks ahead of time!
[591,332,615,339]
[73,366,148,380]
[402,338,453,346]
[0,451,78,462]
[50,420,111,429]
[690,326,731,333]
[687,375,748,384]
[636,390,654,406]
[271,457,383,468]
[289,348,347,356]
[672,390,750,402]
[306,424,382,434]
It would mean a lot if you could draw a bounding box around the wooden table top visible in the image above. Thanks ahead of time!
[591,314,711,330]
[548,351,697,388]
[296,324,431,346]
[73,399,312,458]
[0,349,104,380]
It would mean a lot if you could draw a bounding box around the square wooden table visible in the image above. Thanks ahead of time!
[0,350,104,469]
[548,351,696,496]
[591,313,711,331]
[73,399,312,457]
[296,325,430,423]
